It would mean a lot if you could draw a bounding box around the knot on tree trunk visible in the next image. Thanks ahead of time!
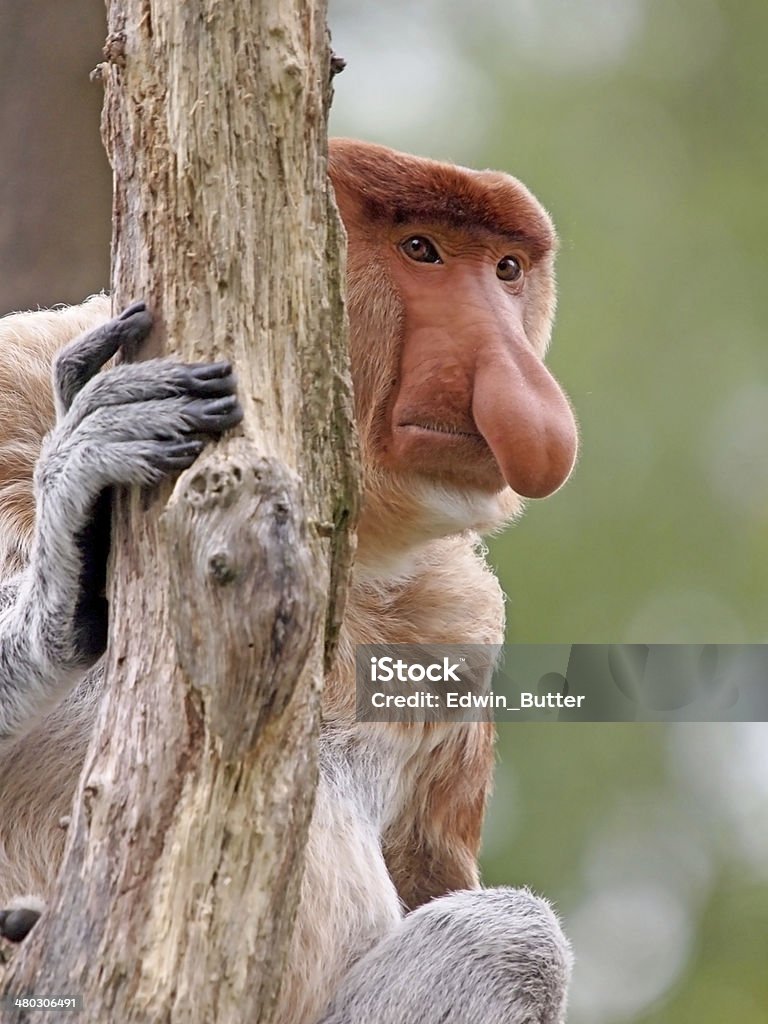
[164,440,322,760]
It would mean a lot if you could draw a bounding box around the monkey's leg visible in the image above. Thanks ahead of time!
[317,888,572,1024]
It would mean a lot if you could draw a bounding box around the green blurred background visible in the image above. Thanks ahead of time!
[329,1,768,1021]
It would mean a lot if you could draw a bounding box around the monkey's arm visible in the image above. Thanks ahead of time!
[0,303,241,747]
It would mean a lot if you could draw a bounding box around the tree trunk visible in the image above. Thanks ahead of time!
[4,2,357,1021]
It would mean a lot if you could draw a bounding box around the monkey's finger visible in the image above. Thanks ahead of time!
[114,302,154,353]
[152,440,206,472]
[118,300,147,319]
[188,360,233,380]
[184,364,238,398]
[182,395,244,433]
[54,302,154,412]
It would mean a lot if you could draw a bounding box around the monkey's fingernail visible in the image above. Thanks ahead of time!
[119,301,147,318]
[168,441,205,457]
[192,361,233,379]
[206,395,238,413]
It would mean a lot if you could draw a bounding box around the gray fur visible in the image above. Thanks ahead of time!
[319,888,572,1024]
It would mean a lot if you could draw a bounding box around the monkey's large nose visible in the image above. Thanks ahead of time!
[472,343,578,498]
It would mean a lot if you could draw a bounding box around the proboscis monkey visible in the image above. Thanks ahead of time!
[0,140,576,1024]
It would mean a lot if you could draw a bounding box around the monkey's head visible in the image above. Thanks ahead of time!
[328,139,578,567]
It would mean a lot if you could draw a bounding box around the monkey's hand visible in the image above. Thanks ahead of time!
[0,302,242,745]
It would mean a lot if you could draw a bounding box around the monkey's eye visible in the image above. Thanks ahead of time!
[497,255,524,283]
[401,236,443,264]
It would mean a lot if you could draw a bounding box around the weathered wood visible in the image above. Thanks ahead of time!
[3,1,357,1020]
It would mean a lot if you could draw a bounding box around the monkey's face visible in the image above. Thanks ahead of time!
[329,139,578,552]
[383,226,576,500]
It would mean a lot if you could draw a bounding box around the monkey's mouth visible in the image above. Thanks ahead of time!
[392,421,504,492]
[397,421,484,442]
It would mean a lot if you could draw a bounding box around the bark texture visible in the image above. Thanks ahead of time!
[3,1,357,1021]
